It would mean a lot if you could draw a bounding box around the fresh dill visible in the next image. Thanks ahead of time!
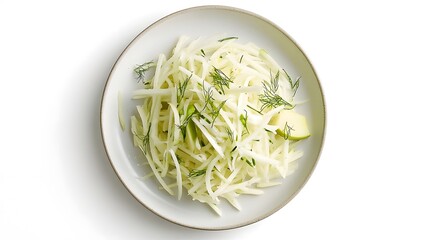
[200,49,206,57]
[141,123,151,155]
[177,105,198,139]
[259,70,294,111]
[177,81,227,136]
[134,61,155,82]
[177,74,192,104]
[283,69,300,97]
[189,169,206,177]
[282,122,294,140]
[244,157,256,167]
[226,127,234,142]
[239,110,249,135]
[239,55,244,63]
[218,36,238,42]
[200,83,228,126]
[246,104,263,115]
[210,67,233,94]
[199,83,214,117]
[231,145,237,153]
[209,99,227,127]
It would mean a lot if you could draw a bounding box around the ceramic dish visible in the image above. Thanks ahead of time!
[100,5,325,230]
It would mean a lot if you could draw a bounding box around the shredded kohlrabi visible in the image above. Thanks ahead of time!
[129,35,310,215]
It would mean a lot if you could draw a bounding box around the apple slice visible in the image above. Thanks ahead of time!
[269,110,310,140]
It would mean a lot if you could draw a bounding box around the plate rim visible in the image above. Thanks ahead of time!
[100,4,326,231]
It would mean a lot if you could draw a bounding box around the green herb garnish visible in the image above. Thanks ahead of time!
[134,61,155,82]
[210,67,233,94]
[226,127,234,142]
[283,69,300,97]
[259,71,294,111]
[177,74,192,104]
[240,110,249,135]
[246,104,263,115]
[218,36,238,42]
[210,99,227,127]
[177,105,198,139]
[200,82,228,126]
[141,123,151,154]
[189,169,206,177]
[244,157,256,167]
[282,122,294,140]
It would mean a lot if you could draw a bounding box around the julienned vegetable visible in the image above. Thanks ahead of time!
[129,35,310,215]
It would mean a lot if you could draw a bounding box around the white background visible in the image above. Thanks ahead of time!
[1,0,428,239]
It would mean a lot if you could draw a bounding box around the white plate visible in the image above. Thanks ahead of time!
[100,5,325,230]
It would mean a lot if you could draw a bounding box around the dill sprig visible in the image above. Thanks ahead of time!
[201,83,214,113]
[134,61,155,82]
[209,99,227,127]
[176,82,209,138]
[259,71,294,111]
[246,158,256,167]
[210,67,233,94]
[141,123,151,154]
[283,69,300,97]
[282,122,294,140]
[239,110,249,135]
[188,169,206,177]
[242,157,256,167]
[218,36,238,42]
[177,74,192,104]
[200,83,228,126]
[246,104,263,115]
[176,81,228,135]
[226,127,234,142]
[177,105,198,139]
